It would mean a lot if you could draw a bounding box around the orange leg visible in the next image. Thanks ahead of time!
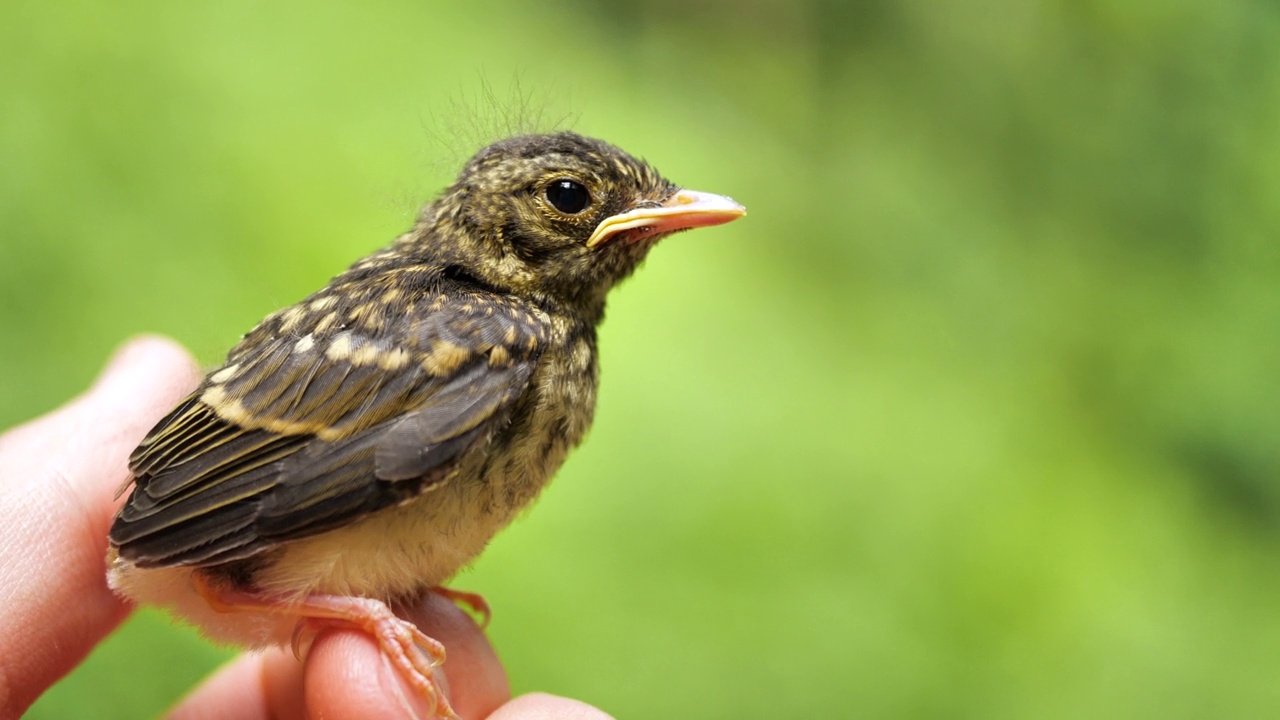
[194,576,459,719]
[432,586,492,630]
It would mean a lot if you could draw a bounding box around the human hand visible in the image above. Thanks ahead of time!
[0,336,610,720]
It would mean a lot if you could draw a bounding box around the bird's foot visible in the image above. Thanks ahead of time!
[432,585,491,629]
[194,575,459,719]
[289,594,456,719]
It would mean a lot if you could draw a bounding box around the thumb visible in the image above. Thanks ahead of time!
[0,334,201,717]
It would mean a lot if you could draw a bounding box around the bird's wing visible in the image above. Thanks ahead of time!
[110,284,549,568]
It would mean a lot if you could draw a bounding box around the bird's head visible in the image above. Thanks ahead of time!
[410,132,745,318]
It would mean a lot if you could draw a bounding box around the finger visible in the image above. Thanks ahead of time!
[0,336,201,717]
[164,652,276,720]
[488,693,616,720]
[171,662,614,720]
[299,592,510,719]
[165,649,312,720]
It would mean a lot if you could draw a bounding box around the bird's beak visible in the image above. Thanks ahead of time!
[585,189,746,249]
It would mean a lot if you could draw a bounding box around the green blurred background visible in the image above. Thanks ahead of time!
[5,0,1279,717]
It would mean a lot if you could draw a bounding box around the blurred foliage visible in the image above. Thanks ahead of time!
[4,0,1279,717]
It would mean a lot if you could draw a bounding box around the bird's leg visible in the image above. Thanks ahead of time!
[193,574,459,719]
[432,585,491,629]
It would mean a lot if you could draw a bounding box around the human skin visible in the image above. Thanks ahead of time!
[0,335,611,720]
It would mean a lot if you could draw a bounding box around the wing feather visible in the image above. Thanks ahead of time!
[110,281,547,568]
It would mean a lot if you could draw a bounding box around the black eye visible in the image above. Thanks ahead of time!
[545,179,591,215]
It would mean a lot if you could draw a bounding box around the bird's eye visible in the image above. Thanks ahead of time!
[545,179,591,215]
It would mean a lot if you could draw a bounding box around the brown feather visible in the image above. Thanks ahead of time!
[109,286,547,567]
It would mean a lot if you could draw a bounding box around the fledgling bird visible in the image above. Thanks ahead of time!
[107,132,744,717]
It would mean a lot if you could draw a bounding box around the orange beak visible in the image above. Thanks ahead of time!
[585,189,746,249]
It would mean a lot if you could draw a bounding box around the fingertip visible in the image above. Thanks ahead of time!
[488,693,616,720]
[166,653,275,720]
[95,334,202,392]
[79,335,201,515]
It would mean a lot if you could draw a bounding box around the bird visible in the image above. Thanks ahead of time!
[106,131,745,718]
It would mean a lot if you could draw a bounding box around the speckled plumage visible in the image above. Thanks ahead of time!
[106,132,744,667]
